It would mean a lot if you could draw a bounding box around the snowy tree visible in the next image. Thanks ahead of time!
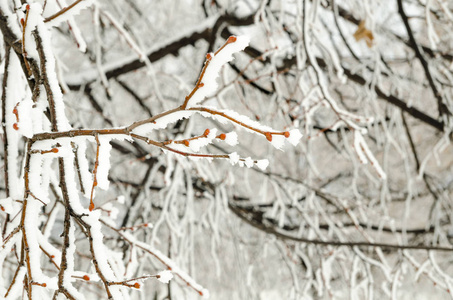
[1,0,453,299]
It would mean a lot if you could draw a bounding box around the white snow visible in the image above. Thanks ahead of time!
[74,138,94,198]
[223,132,238,146]
[36,17,72,131]
[16,98,34,138]
[188,128,217,152]
[157,270,173,284]
[4,52,25,200]
[244,157,254,168]
[45,0,94,28]
[96,136,113,190]
[117,195,125,204]
[62,219,86,299]
[115,230,209,297]
[255,159,269,170]
[287,129,303,146]
[64,15,220,86]
[4,267,26,300]
[0,2,22,38]
[228,152,240,165]
[353,131,387,179]
[22,3,43,60]
[131,110,195,136]
[185,36,250,108]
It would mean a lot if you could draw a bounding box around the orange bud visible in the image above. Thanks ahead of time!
[13,107,18,116]
[265,132,272,142]
[206,53,212,60]
[42,283,46,287]
[51,148,59,153]
[83,275,90,281]
[20,18,24,26]
[134,282,140,289]
[219,133,226,140]
[0,206,4,211]
[143,223,148,227]
[93,180,97,187]
[284,131,290,138]
[13,123,19,130]
[199,291,204,296]
[203,129,210,136]
[51,255,55,258]
[26,4,30,10]
[183,140,189,147]
[227,36,237,43]
[89,202,95,211]
[198,83,204,87]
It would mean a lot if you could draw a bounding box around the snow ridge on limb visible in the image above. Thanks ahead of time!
[8,29,302,298]
[122,36,302,170]
[44,0,94,27]
[182,36,250,109]
[353,131,387,180]
[104,226,210,298]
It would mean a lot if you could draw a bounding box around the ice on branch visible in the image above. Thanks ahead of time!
[131,110,195,136]
[74,138,94,198]
[45,0,94,27]
[194,106,302,149]
[184,36,250,108]
[43,0,92,52]
[22,3,72,131]
[188,128,218,152]
[157,270,174,284]
[353,131,387,180]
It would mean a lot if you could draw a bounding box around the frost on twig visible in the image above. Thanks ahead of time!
[4,1,450,299]
[0,2,301,297]
[182,36,250,109]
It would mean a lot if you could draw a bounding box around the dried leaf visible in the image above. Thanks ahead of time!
[353,20,374,48]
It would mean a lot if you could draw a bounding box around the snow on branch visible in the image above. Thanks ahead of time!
[2,1,453,299]
[181,36,250,109]
[2,18,302,297]
[353,131,387,180]
[44,0,94,26]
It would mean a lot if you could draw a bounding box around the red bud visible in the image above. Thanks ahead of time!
[265,132,272,142]
[227,36,237,43]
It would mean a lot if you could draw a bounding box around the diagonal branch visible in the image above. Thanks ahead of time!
[229,202,453,252]
[397,0,450,120]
